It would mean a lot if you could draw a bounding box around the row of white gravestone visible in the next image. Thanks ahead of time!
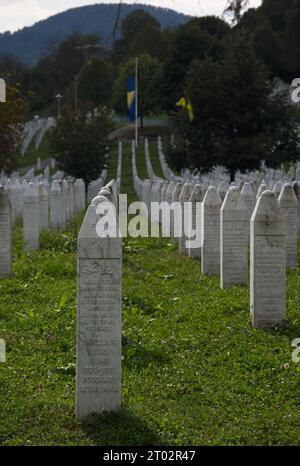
[139,172,300,329]
[0,177,86,264]
[87,168,108,204]
[156,136,299,188]
[76,180,121,421]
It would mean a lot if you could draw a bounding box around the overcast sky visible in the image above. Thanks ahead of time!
[0,0,262,33]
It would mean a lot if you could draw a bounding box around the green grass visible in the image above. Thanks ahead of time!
[0,142,300,445]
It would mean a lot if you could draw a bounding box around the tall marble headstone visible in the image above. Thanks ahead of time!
[50,180,62,231]
[250,191,286,328]
[278,183,298,268]
[220,186,248,288]
[201,187,222,275]
[23,182,40,251]
[0,186,12,276]
[39,182,49,230]
[76,185,122,421]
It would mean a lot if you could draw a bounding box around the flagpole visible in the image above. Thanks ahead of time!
[135,57,138,148]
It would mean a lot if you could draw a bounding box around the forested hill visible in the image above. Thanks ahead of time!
[0,3,190,66]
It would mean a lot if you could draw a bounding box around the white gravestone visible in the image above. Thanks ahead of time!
[217,181,228,201]
[39,182,49,230]
[76,186,122,421]
[201,187,222,275]
[50,180,62,231]
[23,182,40,251]
[273,181,283,199]
[220,186,248,288]
[241,182,255,242]
[278,183,298,268]
[250,190,286,328]
[0,186,12,276]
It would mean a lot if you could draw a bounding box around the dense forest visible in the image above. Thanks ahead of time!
[1,0,300,177]
[0,3,189,66]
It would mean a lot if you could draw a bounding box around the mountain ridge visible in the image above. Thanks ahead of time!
[0,3,191,66]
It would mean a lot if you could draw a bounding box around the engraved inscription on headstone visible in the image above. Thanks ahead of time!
[76,188,121,421]
[250,191,286,328]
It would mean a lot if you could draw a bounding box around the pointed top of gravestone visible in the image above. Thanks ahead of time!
[273,180,283,198]
[251,190,284,227]
[51,180,61,192]
[172,182,183,201]
[203,186,222,206]
[256,183,267,199]
[221,185,247,211]
[190,184,203,202]
[241,182,254,197]
[217,181,228,200]
[278,183,298,204]
[179,183,192,202]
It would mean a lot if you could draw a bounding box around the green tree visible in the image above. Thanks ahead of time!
[159,16,231,112]
[48,109,112,183]
[114,9,160,63]
[113,53,160,127]
[78,56,113,108]
[0,82,27,173]
[27,33,101,113]
[172,37,300,181]
[128,24,171,62]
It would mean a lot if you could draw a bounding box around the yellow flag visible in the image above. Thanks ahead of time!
[176,97,194,121]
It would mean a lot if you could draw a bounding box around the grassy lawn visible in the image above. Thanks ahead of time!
[0,142,300,446]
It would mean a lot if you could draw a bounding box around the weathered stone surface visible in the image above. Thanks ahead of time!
[76,188,121,421]
[201,186,222,276]
[0,186,12,276]
[23,182,40,251]
[39,182,49,230]
[241,182,255,242]
[250,190,286,328]
[278,183,298,268]
[256,183,267,199]
[220,186,248,288]
[273,181,283,199]
[50,180,62,231]
[217,181,228,201]
[74,179,86,214]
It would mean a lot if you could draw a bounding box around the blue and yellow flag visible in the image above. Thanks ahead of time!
[127,77,136,122]
[176,97,194,122]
